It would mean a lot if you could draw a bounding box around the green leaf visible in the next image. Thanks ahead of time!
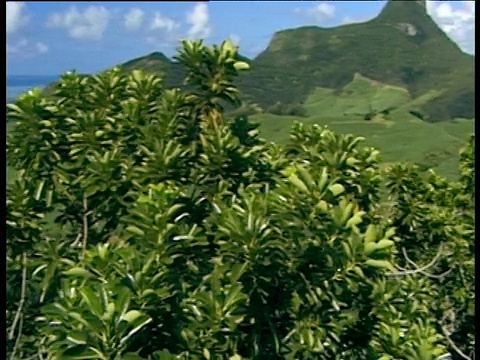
[66,331,88,346]
[166,204,184,217]
[289,174,308,192]
[364,259,395,271]
[125,226,145,236]
[375,239,395,252]
[80,287,104,316]
[223,284,246,311]
[222,39,236,53]
[121,310,143,324]
[120,316,152,345]
[233,61,250,71]
[346,157,360,166]
[317,167,329,192]
[105,303,115,321]
[296,167,314,188]
[63,267,95,279]
[315,200,329,213]
[229,263,248,283]
[229,355,243,360]
[364,243,379,257]
[59,345,102,359]
[328,183,345,197]
[364,224,377,243]
[345,212,365,229]
[115,286,132,316]
[40,120,53,127]
[131,70,145,82]
[35,180,46,201]
[384,227,396,239]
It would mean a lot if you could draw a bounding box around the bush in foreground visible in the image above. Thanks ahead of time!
[7,39,474,360]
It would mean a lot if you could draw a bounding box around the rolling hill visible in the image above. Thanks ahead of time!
[117,0,474,122]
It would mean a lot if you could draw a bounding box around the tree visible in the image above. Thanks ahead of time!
[7,39,474,360]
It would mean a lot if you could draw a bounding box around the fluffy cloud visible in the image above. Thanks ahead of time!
[427,1,475,54]
[186,3,211,39]
[7,39,48,56]
[341,14,376,26]
[150,12,180,32]
[46,6,111,41]
[6,2,29,35]
[124,8,144,32]
[229,34,241,46]
[295,3,336,22]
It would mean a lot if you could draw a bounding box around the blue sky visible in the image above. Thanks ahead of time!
[7,1,475,76]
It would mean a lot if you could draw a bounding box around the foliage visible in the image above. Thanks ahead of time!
[265,102,307,117]
[7,38,474,360]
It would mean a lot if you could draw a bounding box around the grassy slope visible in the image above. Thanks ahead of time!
[252,73,473,179]
[254,112,472,179]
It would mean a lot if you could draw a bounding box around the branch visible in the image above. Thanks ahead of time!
[441,325,472,360]
[8,313,23,360]
[386,245,444,277]
[400,247,453,279]
[71,196,92,249]
[8,252,27,343]
[71,232,82,248]
[82,195,89,252]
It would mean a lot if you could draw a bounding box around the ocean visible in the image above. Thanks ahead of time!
[7,75,59,102]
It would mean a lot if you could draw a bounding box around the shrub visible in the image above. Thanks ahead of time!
[6,39,474,360]
[266,101,307,117]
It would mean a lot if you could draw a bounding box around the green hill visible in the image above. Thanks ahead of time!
[237,0,474,121]
[116,0,474,122]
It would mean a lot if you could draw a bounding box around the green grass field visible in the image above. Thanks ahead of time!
[251,74,473,179]
[252,112,473,179]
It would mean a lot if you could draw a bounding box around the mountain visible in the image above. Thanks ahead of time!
[52,0,476,122]
[233,0,474,121]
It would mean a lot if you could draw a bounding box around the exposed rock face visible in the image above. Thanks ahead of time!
[396,22,418,36]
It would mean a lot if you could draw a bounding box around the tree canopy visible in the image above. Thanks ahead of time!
[6,39,474,360]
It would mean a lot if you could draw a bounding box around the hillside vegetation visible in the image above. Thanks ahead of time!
[117,0,474,122]
[248,71,473,179]
[7,39,474,360]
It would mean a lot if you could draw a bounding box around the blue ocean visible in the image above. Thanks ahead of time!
[7,75,59,102]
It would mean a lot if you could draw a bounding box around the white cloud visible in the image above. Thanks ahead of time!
[295,3,336,22]
[150,12,179,32]
[186,3,211,39]
[427,1,475,54]
[6,2,29,35]
[46,6,111,41]
[124,8,144,32]
[229,34,241,45]
[7,39,28,54]
[341,14,376,26]
[7,39,48,56]
[35,42,49,54]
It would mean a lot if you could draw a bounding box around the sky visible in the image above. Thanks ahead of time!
[6,1,475,76]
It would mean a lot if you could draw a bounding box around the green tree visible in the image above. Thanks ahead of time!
[7,39,474,360]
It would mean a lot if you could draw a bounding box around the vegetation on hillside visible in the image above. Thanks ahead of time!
[114,0,473,122]
[7,39,474,360]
